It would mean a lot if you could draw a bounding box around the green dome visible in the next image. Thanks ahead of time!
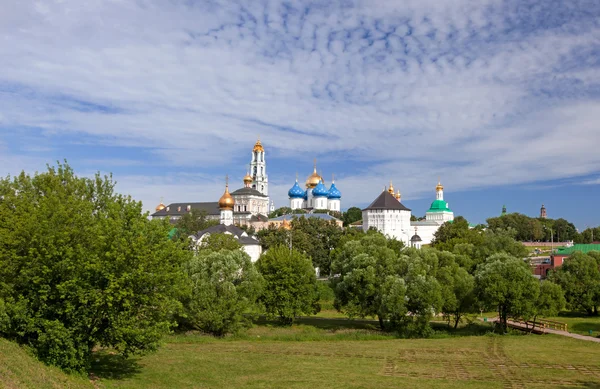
[427,199,452,213]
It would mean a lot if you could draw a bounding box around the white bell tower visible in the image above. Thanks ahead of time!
[250,138,268,196]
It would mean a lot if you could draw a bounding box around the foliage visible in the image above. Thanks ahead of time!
[474,254,540,333]
[183,250,264,336]
[268,207,292,218]
[332,235,441,336]
[256,216,344,275]
[256,246,320,324]
[0,162,190,372]
[196,233,242,252]
[533,281,566,325]
[173,208,218,239]
[576,226,600,244]
[342,206,362,226]
[487,213,578,242]
[549,252,600,315]
[433,219,527,273]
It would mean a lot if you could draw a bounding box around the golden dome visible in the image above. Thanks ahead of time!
[243,173,253,184]
[155,200,166,212]
[305,159,324,188]
[436,180,444,191]
[218,180,235,210]
[253,138,264,152]
[395,190,401,200]
[388,180,395,195]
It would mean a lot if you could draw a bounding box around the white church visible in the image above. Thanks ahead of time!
[287,161,342,212]
[362,181,454,247]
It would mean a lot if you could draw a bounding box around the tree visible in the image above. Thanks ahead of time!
[173,208,218,239]
[474,254,540,333]
[332,234,440,335]
[269,207,292,218]
[196,233,242,252]
[256,216,344,276]
[0,163,190,371]
[332,234,405,329]
[530,281,565,331]
[343,207,362,226]
[437,265,475,329]
[183,250,264,336]
[549,252,600,315]
[256,246,320,324]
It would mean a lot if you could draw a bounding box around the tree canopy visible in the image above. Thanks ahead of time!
[256,245,320,324]
[0,163,190,371]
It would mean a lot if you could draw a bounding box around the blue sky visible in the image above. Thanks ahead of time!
[0,0,599,229]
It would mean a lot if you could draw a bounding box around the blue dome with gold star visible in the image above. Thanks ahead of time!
[312,180,329,197]
[327,182,341,199]
[288,180,305,199]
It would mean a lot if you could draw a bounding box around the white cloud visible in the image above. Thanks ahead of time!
[0,0,599,213]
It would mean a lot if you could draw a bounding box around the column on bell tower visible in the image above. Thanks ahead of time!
[250,137,269,196]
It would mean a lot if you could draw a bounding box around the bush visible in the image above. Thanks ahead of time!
[183,250,264,336]
[256,246,320,324]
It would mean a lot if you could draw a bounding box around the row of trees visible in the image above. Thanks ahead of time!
[268,206,363,227]
[486,212,580,242]
[0,164,324,371]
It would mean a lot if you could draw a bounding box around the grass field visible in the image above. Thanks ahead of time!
[3,317,600,389]
[0,338,92,389]
[89,318,600,389]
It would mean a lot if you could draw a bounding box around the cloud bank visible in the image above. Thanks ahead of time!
[0,0,599,211]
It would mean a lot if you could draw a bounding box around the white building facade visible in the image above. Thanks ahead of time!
[363,181,455,246]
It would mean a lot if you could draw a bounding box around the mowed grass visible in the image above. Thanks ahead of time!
[0,338,93,389]
[92,319,600,389]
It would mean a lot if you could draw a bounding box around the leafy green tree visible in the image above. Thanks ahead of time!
[197,233,242,252]
[256,217,343,275]
[343,206,362,226]
[437,265,475,328]
[474,254,540,333]
[549,252,600,315]
[530,281,565,330]
[0,163,190,371]
[173,208,218,239]
[332,234,405,329]
[183,250,264,336]
[256,246,320,324]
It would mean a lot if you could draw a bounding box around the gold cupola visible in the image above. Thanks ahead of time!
[155,197,166,212]
[387,180,395,195]
[395,190,401,201]
[305,159,324,188]
[218,177,235,210]
[436,179,444,192]
[253,137,264,152]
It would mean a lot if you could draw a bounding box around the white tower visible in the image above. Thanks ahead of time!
[250,138,268,196]
[218,176,234,226]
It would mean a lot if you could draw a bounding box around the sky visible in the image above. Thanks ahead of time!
[0,0,599,229]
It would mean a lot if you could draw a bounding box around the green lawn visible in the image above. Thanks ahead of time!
[91,318,600,389]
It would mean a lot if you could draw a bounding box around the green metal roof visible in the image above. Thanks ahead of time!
[556,244,600,255]
[427,199,453,213]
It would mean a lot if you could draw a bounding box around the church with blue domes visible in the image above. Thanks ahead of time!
[288,161,342,212]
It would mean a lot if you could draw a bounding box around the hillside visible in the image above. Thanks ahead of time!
[0,338,93,389]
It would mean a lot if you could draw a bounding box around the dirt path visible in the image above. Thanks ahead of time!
[490,318,600,343]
